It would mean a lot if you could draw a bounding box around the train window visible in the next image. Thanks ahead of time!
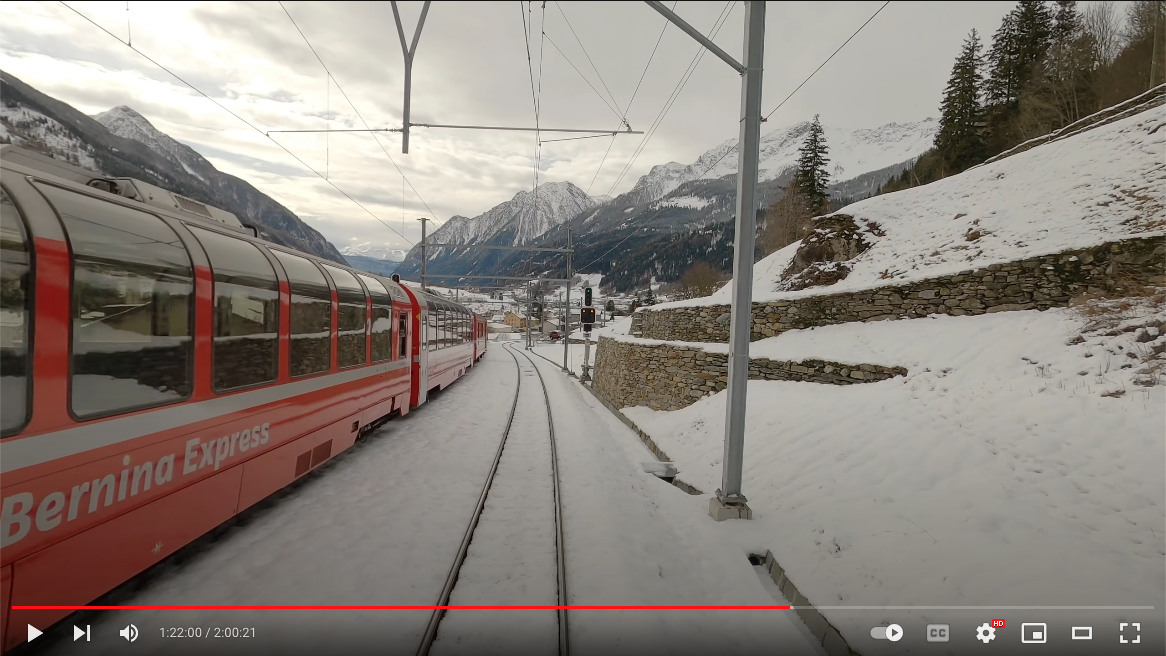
[41,185,194,418]
[358,275,393,363]
[427,307,437,352]
[188,226,278,392]
[1,188,31,435]
[398,311,408,360]
[321,264,367,368]
[273,251,331,377]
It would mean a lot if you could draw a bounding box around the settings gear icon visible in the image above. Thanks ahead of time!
[975,623,997,643]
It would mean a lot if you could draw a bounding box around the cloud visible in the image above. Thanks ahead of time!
[1,0,1018,252]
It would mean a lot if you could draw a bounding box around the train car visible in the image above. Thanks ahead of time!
[0,145,480,652]
[395,285,477,407]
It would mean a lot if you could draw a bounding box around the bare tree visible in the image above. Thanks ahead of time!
[679,261,723,299]
[759,185,814,255]
[1084,1,1122,65]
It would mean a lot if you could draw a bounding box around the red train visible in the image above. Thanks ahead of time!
[0,145,486,651]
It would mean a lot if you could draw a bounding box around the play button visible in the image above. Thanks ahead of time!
[885,624,904,642]
[27,625,42,642]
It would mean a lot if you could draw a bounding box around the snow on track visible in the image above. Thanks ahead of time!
[430,346,560,655]
[519,353,822,656]
[34,351,520,656]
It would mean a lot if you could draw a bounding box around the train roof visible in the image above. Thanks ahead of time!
[407,286,474,313]
[1,144,417,306]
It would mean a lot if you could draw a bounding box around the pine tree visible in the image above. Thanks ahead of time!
[936,30,986,171]
[985,9,1021,108]
[644,287,657,305]
[1052,0,1082,47]
[792,114,831,214]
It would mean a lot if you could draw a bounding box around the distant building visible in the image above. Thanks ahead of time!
[503,311,529,329]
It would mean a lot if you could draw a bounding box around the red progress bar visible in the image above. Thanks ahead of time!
[15,605,792,610]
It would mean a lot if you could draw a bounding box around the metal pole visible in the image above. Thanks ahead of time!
[718,1,765,516]
[581,333,591,382]
[526,280,532,351]
[391,1,431,154]
[418,217,428,291]
[563,222,571,372]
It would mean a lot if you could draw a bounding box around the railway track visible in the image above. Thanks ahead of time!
[416,343,569,656]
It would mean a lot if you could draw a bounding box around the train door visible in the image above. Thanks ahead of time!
[416,308,429,404]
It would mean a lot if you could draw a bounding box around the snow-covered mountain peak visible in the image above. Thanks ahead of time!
[93,104,211,179]
[403,181,594,268]
[628,117,938,204]
[339,242,408,262]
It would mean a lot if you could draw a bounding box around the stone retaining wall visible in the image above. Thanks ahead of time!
[639,237,1165,342]
[592,338,906,411]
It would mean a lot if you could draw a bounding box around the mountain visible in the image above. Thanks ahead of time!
[339,243,406,276]
[428,117,936,291]
[394,181,594,279]
[340,242,408,262]
[627,118,938,204]
[0,71,346,264]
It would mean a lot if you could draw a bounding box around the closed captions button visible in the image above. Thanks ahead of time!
[927,624,951,642]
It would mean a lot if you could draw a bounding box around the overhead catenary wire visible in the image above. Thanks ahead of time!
[584,0,674,196]
[59,0,414,246]
[689,0,893,182]
[584,0,893,272]
[577,2,736,272]
[552,1,624,121]
[544,34,626,123]
[278,1,442,236]
[601,1,736,203]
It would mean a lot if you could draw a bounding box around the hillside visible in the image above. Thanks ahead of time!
[0,71,346,264]
[657,105,1165,309]
[605,104,1165,653]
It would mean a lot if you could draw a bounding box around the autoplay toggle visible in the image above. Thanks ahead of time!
[870,624,904,642]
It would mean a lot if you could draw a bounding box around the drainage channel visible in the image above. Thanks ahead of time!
[416,343,569,656]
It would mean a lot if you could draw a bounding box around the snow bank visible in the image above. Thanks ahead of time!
[654,108,1165,310]
[624,306,1165,649]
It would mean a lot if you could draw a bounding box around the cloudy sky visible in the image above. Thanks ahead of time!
[1,1,1032,253]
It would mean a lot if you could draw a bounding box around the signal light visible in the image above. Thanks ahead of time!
[581,307,595,324]
[584,287,592,307]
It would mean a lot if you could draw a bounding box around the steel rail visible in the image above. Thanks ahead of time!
[416,344,569,656]
[414,347,524,656]
[512,346,570,656]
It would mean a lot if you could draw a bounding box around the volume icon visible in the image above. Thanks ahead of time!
[120,624,138,642]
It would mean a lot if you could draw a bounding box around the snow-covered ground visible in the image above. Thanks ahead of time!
[36,346,823,655]
[656,108,1165,310]
[622,305,1165,653]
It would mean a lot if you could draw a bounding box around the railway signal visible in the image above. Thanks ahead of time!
[581,307,595,324]
[584,286,592,307]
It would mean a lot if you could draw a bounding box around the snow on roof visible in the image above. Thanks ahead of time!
[654,108,1165,310]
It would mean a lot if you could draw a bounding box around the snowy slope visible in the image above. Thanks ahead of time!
[627,118,937,204]
[0,104,98,170]
[656,107,1165,309]
[623,303,1165,653]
